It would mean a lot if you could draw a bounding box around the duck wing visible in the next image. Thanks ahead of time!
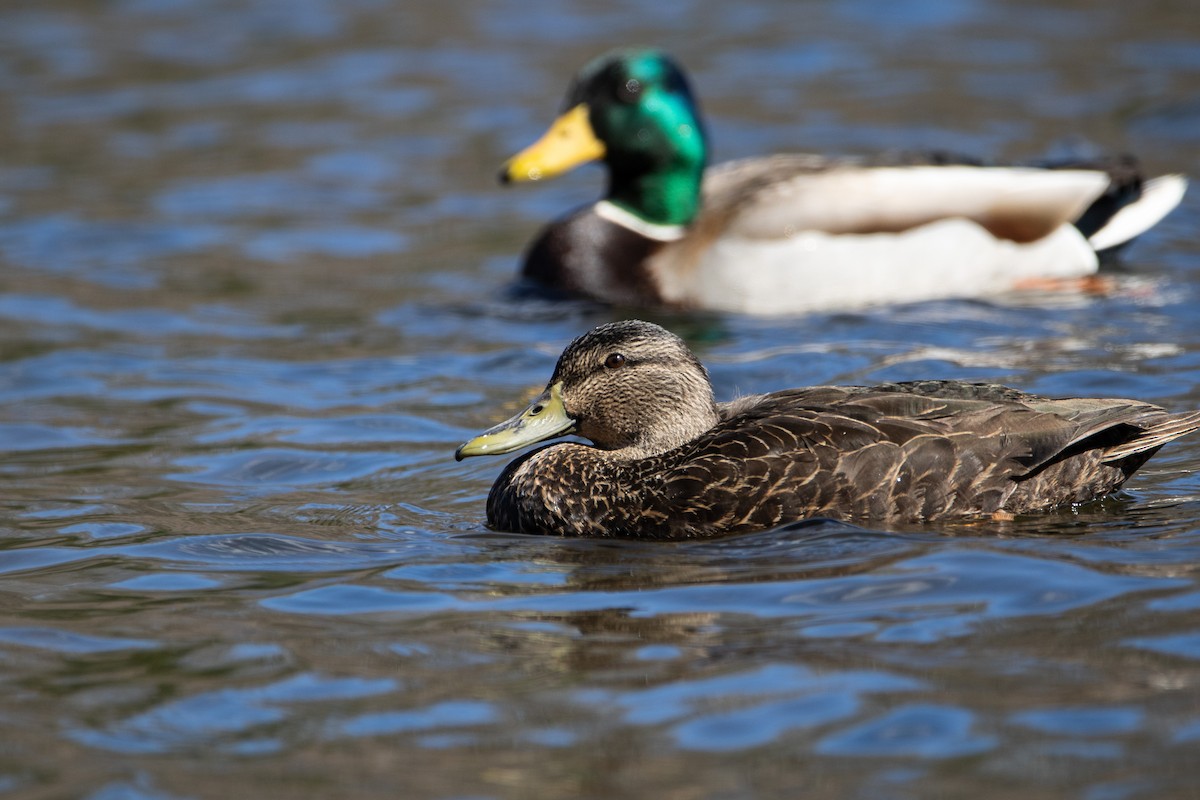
[698,156,1111,244]
[834,384,1200,477]
[650,157,1133,313]
[648,386,1200,535]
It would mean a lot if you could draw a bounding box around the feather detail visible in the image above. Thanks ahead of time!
[464,321,1200,538]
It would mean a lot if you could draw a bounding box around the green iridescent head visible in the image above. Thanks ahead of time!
[501,49,709,227]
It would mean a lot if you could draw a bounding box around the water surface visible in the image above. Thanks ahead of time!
[2,0,1200,798]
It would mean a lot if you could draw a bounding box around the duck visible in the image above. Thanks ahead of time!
[499,48,1188,315]
[456,320,1200,538]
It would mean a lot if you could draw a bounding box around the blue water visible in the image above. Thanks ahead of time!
[2,1,1200,798]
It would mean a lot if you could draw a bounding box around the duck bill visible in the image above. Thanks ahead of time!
[456,382,576,460]
[499,103,606,184]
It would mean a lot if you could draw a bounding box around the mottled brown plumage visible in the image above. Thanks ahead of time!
[457,321,1200,539]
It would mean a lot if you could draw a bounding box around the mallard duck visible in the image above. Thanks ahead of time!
[500,48,1187,315]
[457,320,1200,538]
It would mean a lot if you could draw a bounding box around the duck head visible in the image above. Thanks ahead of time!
[500,49,709,227]
[457,320,720,461]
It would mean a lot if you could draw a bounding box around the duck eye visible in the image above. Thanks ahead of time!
[604,353,627,369]
[616,78,641,104]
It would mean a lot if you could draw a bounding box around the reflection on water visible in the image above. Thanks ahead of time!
[2,0,1200,798]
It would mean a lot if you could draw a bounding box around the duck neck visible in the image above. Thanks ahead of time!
[598,391,720,461]
[633,401,718,458]
[606,158,704,228]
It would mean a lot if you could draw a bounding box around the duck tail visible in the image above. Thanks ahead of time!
[1041,153,1187,253]
[1086,173,1188,253]
[1102,410,1200,463]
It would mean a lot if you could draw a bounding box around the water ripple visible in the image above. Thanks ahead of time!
[0,0,1197,797]
[816,704,996,758]
[69,673,397,755]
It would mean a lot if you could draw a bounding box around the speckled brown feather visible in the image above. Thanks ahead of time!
[475,322,1200,539]
[485,384,1200,539]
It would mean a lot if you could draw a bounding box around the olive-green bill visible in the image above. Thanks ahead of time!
[456,382,576,461]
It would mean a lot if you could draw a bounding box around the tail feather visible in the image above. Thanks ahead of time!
[1087,174,1188,252]
[1102,410,1200,463]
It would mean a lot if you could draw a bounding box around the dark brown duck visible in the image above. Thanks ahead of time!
[456,320,1200,539]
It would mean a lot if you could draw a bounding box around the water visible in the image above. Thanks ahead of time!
[2,0,1200,797]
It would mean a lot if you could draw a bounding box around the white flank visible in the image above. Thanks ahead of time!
[1087,174,1188,252]
[654,218,1099,315]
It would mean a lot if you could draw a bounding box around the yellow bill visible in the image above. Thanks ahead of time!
[500,104,606,183]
